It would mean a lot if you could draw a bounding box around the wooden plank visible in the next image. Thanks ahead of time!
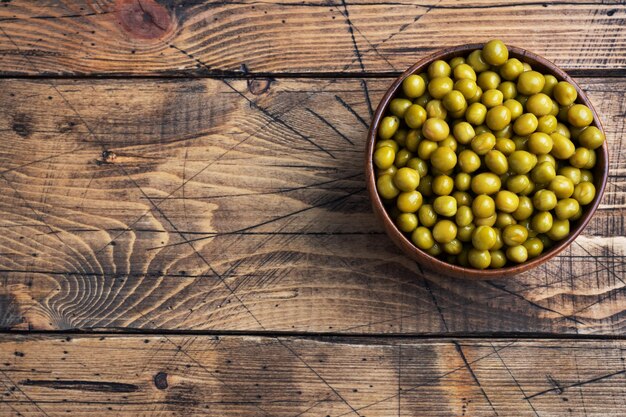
[1,0,625,76]
[0,335,625,416]
[0,76,625,334]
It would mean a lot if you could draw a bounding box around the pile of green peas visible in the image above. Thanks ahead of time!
[373,40,604,269]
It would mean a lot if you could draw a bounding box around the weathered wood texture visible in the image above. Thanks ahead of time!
[1,0,625,76]
[1,335,625,416]
[0,77,624,334]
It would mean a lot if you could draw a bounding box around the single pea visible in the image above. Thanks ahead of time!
[558,166,582,185]
[433,220,457,244]
[454,79,479,100]
[530,161,556,184]
[485,105,512,131]
[482,39,509,66]
[407,157,428,177]
[496,212,517,228]
[523,237,544,258]
[432,174,454,196]
[405,129,422,152]
[450,56,465,68]
[373,146,395,169]
[555,198,580,220]
[456,205,474,227]
[569,147,592,169]
[457,224,476,242]
[412,226,435,250]
[418,204,437,227]
[484,150,509,175]
[495,137,516,155]
[471,172,501,195]
[389,98,413,118]
[527,132,553,155]
[428,243,443,257]
[417,139,438,160]
[426,99,448,119]
[572,181,596,205]
[537,115,558,134]
[547,219,570,241]
[490,249,507,268]
[525,93,553,116]
[428,59,452,79]
[472,194,496,218]
[580,169,594,183]
[508,150,538,174]
[468,248,491,269]
[377,174,400,199]
[506,245,528,263]
[422,118,450,142]
[500,58,524,81]
[428,77,454,99]
[442,90,467,113]
[402,74,426,98]
[498,81,517,100]
[517,71,545,95]
[504,99,524,120]
[467,49,491,73]
[533,189,558,211]
[578,126,605,150]
[458,149,482,173]
[404,104,427,129]
[531,211,553,233]
[549,175,575,199]
[393,129,408,147]
[397,190,424,213]
[550,133,576,159]
[503,224,529,246]
[433,195,458,217]
[455,172,472,191]
[477,70,501,90]
[471,132,497,155]
[396,213,418,233]
[376,165,397,178]
[472,225,497,250]
[452,190,473,207]
[416,174,433,197]
[453,63,477,81]
[453,121,476,144]
[475,212,497,227]
[513,113,538,136]
[414,92,431,108]
[541,74,559,96]
[481,89,504,108]
[394,148,412,167]
[495,190,520,213]
[378,116,400,139]
[443,239,463,255]
[583,150,596,169]
[553,81,578,106]
[466,102,487,125]
[512,195,534,220]
[567,104,594,128]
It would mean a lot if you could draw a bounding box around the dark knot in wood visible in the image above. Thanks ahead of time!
[117,0,174,40]
[153,371,168,390]
[247,78,273,95]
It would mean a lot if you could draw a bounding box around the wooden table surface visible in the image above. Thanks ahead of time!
[1,0,625,415]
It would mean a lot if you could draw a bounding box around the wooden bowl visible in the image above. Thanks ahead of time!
[365,44,609,279]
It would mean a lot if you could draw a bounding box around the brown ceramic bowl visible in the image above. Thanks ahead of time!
[365,43,609,279]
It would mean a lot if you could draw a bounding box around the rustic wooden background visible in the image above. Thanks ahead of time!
[0,0,625,415]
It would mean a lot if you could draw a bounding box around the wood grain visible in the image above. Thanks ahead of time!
[0,76,624,334]
[0,335,626,416]
[0,0,625,76]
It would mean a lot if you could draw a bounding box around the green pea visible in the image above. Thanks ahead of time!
[549,175,575,199]
[405,129,422,152]
[498,81,517,100]
[396,213,418,233]
[433,220,457,244]
[468,248,491,269]
[550,133,576,159]
[496,212,517,229]
[494,124,514,139]
[402,74,426,98]
[500,58,524,81]
[578,126,605,150]
[397,190,423,213]
[455,172,472,191]
[553,81,578,106]
[530,161,556,184]
[458,224,476,242]
[555,198,580,220]
[490,250,507,268]
[393,129,408,147]
[471,172,501,195]
[506,245,528,263]
[475,212,497,227]
[477,70,501,90]
[412,226,435,250]
[407,157,428,177]
[428,77,454,99]
[376,165,397,178]
[417,139,438,160]
[404,104,427,129]
[378,116,400,139]
[414,92,431,108]
[428,242,443,257]
[580,169,594,183]
[418,204,437,227]
[484,150,509,175]
[432,174,454,196]
[428,59,452,79]
[481,89,504,108]
[453,63,477,81]
[443,239,463,255]
[482,39,509,66]
[455,79,479,102]
[453,122,476,145]
[569,147,592,169]
[471,132,497,155]
[508,150,538,174]
[537,115,558,134]
[416,175,433,197]
[452,191,473,207]
[533,189,558,211]
[486,105,512,131]
[495,190,520,213]
[456,205,474,227]
[523,237,544,258]
[394,148,412,167]
[472,194,496,218]
[572,181,596,205]
[467,49,491,72]
[426,99,448,119]
[567,104,594,128]
[373,146,395,169]
[466,102,487,125]
[504,99,524,120]
[450,57,465,69]
[517,71,545,95]
[390,98,413,118]
[377,174,400,199]
[558,166,581,185]
[525,93,553,116]
[422,118,450,142]
[443,90,467,113]
[513,113,538,136]
[495,137,516,156]
[531,211,553,234]
[547,219,570,241]
[512,196,534,220]
[503,224,529,246]
[458,149,482,173]
[433,195,458,217]
[528,132,553,154]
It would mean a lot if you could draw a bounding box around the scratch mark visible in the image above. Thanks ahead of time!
[305,107,354,145]
[454,342,499,416]
[0,369,53,417]
[525,369,626,400]
[423,278,448,332]
[360,79,373,119]
[334,95,368,128]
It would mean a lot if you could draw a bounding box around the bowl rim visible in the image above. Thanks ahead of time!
[365,43,609,279]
